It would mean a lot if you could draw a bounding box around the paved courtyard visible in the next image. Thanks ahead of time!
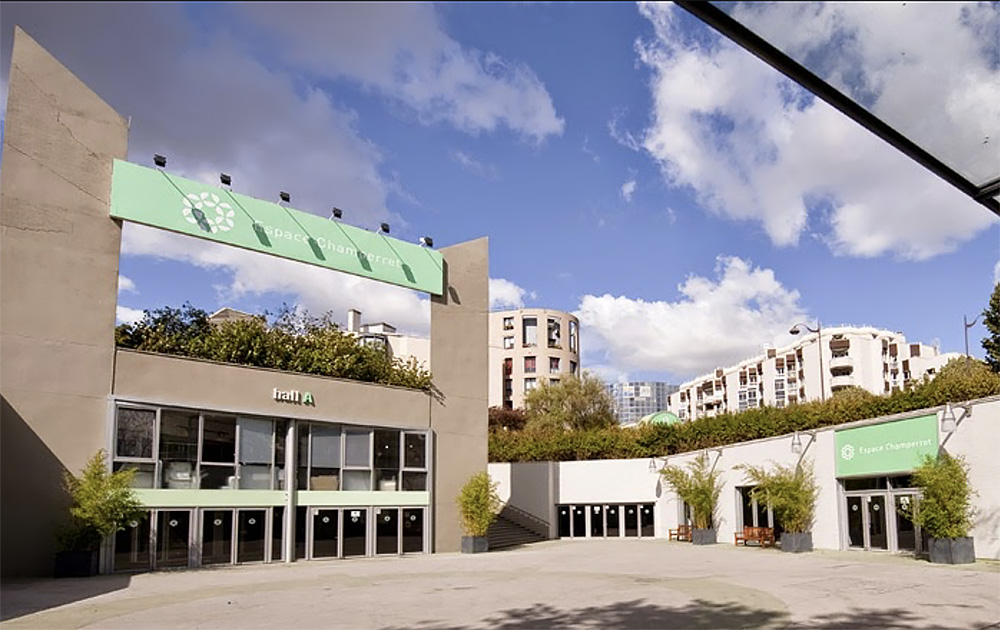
[2,539,998,629]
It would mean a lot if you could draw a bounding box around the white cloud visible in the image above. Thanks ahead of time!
[621,179,637,202]
[582,135,600,163]
[489,277,536,310]
[575,256,807,380]
[635,2,998,260]
[117,275,137,295]
[116,305,145,325]
[451,150,499,179]
[234,4,564,142]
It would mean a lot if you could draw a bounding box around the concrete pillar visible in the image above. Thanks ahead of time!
[0,27,128,576]
[430,238,489,552]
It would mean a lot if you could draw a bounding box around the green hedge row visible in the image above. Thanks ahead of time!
[489,358,1000,462]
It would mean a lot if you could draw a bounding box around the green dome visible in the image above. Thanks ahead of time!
[640,411,680,425]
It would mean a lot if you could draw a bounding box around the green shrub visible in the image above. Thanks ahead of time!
[908,452,977,539]
[659,453,721,529]
[59,450,146,552]
[736,460,818,534]
[456,471,501,537]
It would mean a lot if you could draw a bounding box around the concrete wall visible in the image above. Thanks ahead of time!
[491,396,1000,559]
[0,28,128,577]
[114,350,431,429]
[430,238,489,551]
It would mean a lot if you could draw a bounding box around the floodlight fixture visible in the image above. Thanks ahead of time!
[153,154,167,168]
[378,223,390,235]
[419,236,434,248]
[220,173,232,187]
[279,191,291,204]
[330,207,343,220]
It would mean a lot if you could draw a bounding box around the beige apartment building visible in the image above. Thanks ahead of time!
[488,309,580,409]
[668,326,961,421]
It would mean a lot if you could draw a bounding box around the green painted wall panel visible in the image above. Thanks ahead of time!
[835,414,938,477]
[297,491,430,507]
[110,160,443,295]
[134,489,285,508]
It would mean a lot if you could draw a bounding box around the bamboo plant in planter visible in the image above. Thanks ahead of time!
[907,452,977,564]
[456,471,501,553]
[660,453,722,545]
[736,460,818,553]
[55,450,146,577]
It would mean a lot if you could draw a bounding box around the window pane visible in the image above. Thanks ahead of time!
[310,468,340,490]
[160,410,199,489]
[116,408,155,459]
[238,465,272,489]
[343,470,372,491]
[202,465,236,489]
[114,462,155,488]
[345,430,371,468]
[202,415,236,463]
[238,418,273,465]
[374,430,399,469]
[402,472,427,491]
[311,424,342,468]
[404,433,426,469]
[376,469,399,491]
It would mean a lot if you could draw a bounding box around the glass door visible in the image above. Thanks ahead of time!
[312,508,340,559]
[590,506,605,537]
[402,508,424,553]
[845,494,889,550]
[156,510,191,568]
[202,509,233,565]
[894,495,918,552]
[237,509,267,563]
[847,496,865,548]
[376,508,399,555]
[868,496,888,550]
[343,508,367,557]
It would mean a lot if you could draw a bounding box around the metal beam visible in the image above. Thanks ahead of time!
[674,1,1000,217]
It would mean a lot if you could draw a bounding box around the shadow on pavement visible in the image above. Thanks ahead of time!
[385,599,985,630]
[0,573,132,622]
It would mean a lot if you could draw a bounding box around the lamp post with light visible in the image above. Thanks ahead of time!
[790,322,824,403]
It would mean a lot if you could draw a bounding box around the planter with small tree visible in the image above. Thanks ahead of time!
[456,471,501,553]
[736,460,818,553]
[55,450,146,577]
[659,452,722,545]
[907,452,977,564]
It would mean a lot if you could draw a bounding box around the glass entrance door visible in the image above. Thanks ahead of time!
[312,509,340,558]
[894,494,918,552]
[237,509,267,563]
[157,510,191,568]
[868,495,887,550]
[343,508,367,557]
[845,494,889,551]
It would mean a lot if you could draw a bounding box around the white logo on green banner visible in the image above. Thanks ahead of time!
[182,192,235,234]
[841,444,855,461]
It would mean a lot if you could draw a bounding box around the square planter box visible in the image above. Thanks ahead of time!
[780,532,813,553]
[54,550,99,578]
[692,528,716,545]
[462,536,489,554]
[928,537,975,564]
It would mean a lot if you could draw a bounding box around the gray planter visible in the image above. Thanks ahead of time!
[780,532,813,553]
[928,537,975,564]
[692,528,716,545]
[461,536,489,554]
[54,550,99,578]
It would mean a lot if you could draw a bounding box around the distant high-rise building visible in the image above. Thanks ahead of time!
[488,308,581,409]
[608,381,678,425]
[667,326,961,421]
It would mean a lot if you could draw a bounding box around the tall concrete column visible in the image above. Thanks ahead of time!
[0,27,128,576]
[430,237,489,552]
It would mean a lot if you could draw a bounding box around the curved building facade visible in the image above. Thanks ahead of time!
[488,309,580,409]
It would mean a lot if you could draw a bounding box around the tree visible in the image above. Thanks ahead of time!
[489,406,527,432]
[736,460,818,534]
[983,283,1000,372]
[659,453,722,530]
[523,372,616,431]
[456,471,501,538]
[59,450,146,551]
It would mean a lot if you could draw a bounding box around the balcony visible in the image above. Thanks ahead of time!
[829,355,854,370]
[830,373,855,390]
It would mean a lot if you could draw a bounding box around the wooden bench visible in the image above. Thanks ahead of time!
[669,524,692,542]
[734,526,775,547]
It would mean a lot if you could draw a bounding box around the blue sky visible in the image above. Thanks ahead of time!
[2,2,998,384]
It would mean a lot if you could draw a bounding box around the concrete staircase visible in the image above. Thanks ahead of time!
[487,505,549,550]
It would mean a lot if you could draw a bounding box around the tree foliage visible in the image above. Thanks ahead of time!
[490,357,1000,462]
[456,471,501,537]
[983,283,1000,372]
[736,460,818,534]
[908,453,977,539]
[523,372,616,432]
[116,303,433,390]
[489,406,527,432]
[59,450,146,551]
[659,453,721,529]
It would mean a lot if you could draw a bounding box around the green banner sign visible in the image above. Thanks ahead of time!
[835,414,938,477]
[110,160,443,295]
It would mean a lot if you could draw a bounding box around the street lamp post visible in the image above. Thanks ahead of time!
[964,315,979,363]
[790,322,824,403]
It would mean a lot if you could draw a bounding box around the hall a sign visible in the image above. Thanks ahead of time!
[835,414,937,477]
[273,388,315,405]
[110,160,443,295]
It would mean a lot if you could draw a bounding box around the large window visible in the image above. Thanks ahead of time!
[569,321,578,353]
[524,356,536,373]
[523,317,537,347]
[547,318,561,348]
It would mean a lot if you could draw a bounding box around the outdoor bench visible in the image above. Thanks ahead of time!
[734,526,775,547]
[669,524,692,541]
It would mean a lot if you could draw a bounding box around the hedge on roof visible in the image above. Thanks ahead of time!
[489,358,1000,462]
[115,303,434,391]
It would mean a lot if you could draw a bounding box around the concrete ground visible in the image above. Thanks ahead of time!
[2,539,998,629]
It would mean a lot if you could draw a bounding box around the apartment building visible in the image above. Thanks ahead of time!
[608,382,679,425]
[667,326,962,421]
[488,309,580,409]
